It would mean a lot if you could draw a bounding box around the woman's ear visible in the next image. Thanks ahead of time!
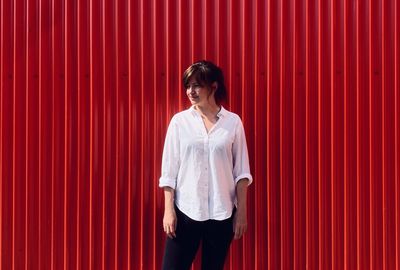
[211,82,218,91]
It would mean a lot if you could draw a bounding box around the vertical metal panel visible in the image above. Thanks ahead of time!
[1,0,399,269]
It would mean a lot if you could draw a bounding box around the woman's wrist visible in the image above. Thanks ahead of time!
[236,178,248,212]
[236,203,247,212]
[164,199,175,212]
[163,187,175,211]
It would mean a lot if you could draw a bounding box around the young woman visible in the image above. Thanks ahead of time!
[159,60,253,270]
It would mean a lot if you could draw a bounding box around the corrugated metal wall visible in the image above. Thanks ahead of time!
[0,0,399,269]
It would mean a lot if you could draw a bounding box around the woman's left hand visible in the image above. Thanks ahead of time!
[233,208,247,239]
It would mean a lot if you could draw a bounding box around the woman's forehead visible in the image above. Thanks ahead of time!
[184,69,208,86]
[188,77,200,84]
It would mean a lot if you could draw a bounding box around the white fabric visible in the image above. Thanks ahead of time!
[159,105,253,221]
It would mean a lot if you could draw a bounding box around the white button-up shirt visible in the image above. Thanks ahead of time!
[159,106,253,221]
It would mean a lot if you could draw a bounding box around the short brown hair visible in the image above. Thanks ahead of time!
[182,60,228,105]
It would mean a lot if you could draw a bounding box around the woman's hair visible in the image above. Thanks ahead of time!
[182,60,228,105]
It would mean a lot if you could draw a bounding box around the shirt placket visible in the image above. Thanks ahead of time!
[194,110,222,220]
[203,134,210,218]
[194,112,210,219]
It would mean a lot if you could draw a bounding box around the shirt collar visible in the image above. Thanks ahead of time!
[216,106,227,118]
[189,105,227,118]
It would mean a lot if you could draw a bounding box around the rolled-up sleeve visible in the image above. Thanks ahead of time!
[232,118,253,185]
[159,117,180,189]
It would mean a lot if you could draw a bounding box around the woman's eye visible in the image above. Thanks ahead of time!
[186,84,201,89]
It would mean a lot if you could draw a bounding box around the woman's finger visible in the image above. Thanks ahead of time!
[165,224,176,239]
[234,226,240,239]
[234,225,246,239]
[169,224,176,238]
[165,228,173,239]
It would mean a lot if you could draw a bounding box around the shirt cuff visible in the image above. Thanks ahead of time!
[234,173,253,186]
[159,177,176,189]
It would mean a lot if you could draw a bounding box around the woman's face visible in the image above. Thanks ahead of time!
[186,78,216,106]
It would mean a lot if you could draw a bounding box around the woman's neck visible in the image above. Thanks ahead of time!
[194,103,221,118]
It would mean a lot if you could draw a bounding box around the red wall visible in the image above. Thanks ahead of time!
[1,0,399,269]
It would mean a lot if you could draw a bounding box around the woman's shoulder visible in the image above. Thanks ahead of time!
[222,108,242,122]
[169,108,192,122]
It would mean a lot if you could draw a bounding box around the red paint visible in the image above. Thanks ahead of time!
[0,0,399,269]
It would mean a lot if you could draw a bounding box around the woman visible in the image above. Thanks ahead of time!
[159,60,253,270]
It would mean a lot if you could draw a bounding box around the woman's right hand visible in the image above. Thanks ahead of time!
[163,208,177,239]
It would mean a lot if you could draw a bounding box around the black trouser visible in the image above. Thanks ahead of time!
[161,205,235,270]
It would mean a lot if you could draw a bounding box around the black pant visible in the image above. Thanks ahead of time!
[161,205,235,270]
